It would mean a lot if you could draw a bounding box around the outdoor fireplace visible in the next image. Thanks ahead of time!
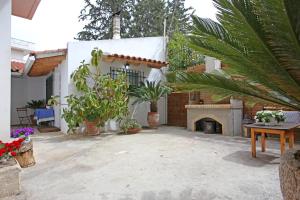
[195,118,222,134]
[185,99,243,136]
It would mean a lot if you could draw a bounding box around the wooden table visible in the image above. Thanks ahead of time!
[244,123,300,157]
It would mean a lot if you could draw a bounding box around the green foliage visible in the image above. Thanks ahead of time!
[129,81,172,112]
[62,48,129,132]
[26,99,46,109]
[76,0,193,40]
[47,95,59,106]
[120,118,141,134]
[168,32,204,71]
[168,0,300,109]
[255,110,285,123]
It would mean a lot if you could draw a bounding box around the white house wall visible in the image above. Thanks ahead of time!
[63,37,167,132]
[59,58,69,133]
[0,0,11,141]
[11,48,28,61]
[11,76,47,125]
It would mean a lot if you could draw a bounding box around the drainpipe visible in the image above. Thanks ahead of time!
[24,55,35,76]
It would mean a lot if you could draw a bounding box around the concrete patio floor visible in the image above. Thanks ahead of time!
[16,126,297,200]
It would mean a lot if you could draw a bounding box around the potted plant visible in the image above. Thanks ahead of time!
[62,48,129,135]
[120,118,142,134]
[26,99,46,125]
[129,81,172,128]
[11,127,35,168]
[0,138,24,198]
[255,110,285,126]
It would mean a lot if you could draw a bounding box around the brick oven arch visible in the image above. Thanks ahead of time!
[191,114,227,134]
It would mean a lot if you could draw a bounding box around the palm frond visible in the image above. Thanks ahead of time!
[169,0,300,109]
[253,0,300,84]
[189,15,300,100]
[168,71,300,110]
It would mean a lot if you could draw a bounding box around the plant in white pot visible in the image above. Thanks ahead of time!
[62,48,129,135]
[129,81,172,128]
[255,110,285,126]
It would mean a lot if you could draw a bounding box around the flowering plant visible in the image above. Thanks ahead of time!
[11,127,34,140]
[0,138,24,161]
[255,110,285,123]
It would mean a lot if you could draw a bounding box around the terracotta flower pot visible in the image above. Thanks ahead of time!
[126,128,141,134]
[15,140,35,168]
[84,120,100,136]
[279,149,300,200]
[0,158,21,198]
[147,112,159,129]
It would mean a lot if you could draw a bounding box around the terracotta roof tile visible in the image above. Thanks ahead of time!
[103,53,168,68]
[30,48,67,56]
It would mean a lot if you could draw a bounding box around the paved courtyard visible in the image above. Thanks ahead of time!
[17,126,295,200]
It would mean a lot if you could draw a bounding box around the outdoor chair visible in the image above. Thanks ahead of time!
[16,107,32,127]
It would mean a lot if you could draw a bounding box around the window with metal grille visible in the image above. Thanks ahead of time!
[109,67,146,86]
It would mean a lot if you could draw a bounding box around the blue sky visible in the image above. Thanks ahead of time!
[12,0,217,50]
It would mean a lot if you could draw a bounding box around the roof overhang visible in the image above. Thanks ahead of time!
[102,53,168,69]
[27,49,67,77]
[12,0,41,20]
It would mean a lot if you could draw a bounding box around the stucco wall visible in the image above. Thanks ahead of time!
[11,76,47,125]
[0,0,11,141]
[11,49,28,61]
[61,37,167,133]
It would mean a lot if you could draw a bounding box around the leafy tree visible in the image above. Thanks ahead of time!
[168,0,300,110]
[76,0,193,40]
[77,0,135,40]
[168,31,204,71]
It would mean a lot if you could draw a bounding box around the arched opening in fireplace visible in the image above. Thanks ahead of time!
[195,118,222,134]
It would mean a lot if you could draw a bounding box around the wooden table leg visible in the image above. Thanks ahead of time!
[280,132,286,155]
[288,130,295,149]
[261,132,266,152]
[251,128,256,157]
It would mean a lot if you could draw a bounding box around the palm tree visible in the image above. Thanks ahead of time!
[168,0,300,110]
[129,81,172,128]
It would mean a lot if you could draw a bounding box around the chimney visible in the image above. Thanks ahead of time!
[112,11,121,39]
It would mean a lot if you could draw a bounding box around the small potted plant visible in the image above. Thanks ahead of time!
[0,138,24,198]
[11,127,35,168]
[255,110,285,126]
[274,110,286,125]
[120,118,142,134]
[129,81,172,128]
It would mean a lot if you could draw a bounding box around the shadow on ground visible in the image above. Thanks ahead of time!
[223,150,280,167]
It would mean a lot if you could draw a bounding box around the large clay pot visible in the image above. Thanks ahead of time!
[279,149,300,200]
[84,120,100,135]
[147,112,159,128]
[0,158,21,198]
[15,140,35,168]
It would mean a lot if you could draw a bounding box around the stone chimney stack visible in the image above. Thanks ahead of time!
[112,11,121,39]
